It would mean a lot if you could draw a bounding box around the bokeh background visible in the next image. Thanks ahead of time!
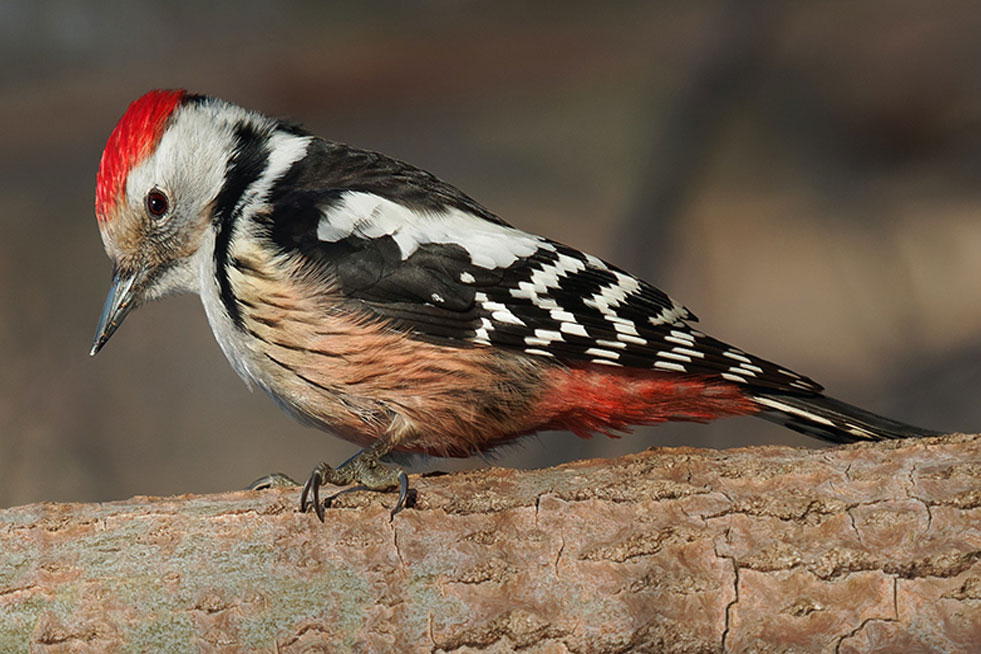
[1,1,979,508]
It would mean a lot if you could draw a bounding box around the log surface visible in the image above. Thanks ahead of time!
[2,434,981,653]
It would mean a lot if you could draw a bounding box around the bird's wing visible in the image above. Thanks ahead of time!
[261,142,822,394]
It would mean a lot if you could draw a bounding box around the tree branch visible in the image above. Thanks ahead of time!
[3,434,981,652]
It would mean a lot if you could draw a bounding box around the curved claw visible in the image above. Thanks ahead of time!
[390,471,409,521]
[299,474,313,512]
[300,467,326,522]
[312,477,324,522]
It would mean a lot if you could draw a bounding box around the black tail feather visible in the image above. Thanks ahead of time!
[752,392,944,444]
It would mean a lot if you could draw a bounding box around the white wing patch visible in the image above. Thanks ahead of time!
[316,191,552,269]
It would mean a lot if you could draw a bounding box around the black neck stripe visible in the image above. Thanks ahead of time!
[213,123,269,327]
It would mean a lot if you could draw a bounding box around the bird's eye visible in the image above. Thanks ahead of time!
[145,190,169,218]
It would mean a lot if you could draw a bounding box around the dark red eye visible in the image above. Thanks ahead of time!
[145,190,169,218]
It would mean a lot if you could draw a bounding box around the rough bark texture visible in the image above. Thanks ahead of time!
[2,434,981,653]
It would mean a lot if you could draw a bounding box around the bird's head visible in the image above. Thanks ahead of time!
[91,89,239,355]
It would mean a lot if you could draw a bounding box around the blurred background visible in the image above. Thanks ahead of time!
[1,1,979,507]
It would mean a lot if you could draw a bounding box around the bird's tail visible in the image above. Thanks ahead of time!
[751,392,943,444]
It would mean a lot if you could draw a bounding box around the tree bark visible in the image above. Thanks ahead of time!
[2,434,980,653]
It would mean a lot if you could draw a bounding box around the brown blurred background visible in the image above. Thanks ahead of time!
[1,1,979,508]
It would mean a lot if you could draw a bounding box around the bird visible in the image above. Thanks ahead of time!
[90,89,941,520]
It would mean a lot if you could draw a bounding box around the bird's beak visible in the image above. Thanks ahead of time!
[91,266,146,356]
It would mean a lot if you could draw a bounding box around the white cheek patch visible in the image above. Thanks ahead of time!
[125,102,312,237]
[316,191,552,269]
[128,104,242,219]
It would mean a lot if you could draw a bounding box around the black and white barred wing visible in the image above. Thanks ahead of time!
[292,189,822,394]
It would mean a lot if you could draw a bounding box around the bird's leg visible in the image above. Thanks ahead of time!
[300,433,409,522]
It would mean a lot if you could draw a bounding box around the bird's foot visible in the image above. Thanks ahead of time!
[246,472,300,490]
[300,453,409,522]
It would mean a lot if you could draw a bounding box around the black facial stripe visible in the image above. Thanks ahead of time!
[213,122,270,327]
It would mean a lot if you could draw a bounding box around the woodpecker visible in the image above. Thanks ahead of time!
[91,89,940,519]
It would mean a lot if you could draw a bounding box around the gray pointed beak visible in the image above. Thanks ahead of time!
[91,267,145,356]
